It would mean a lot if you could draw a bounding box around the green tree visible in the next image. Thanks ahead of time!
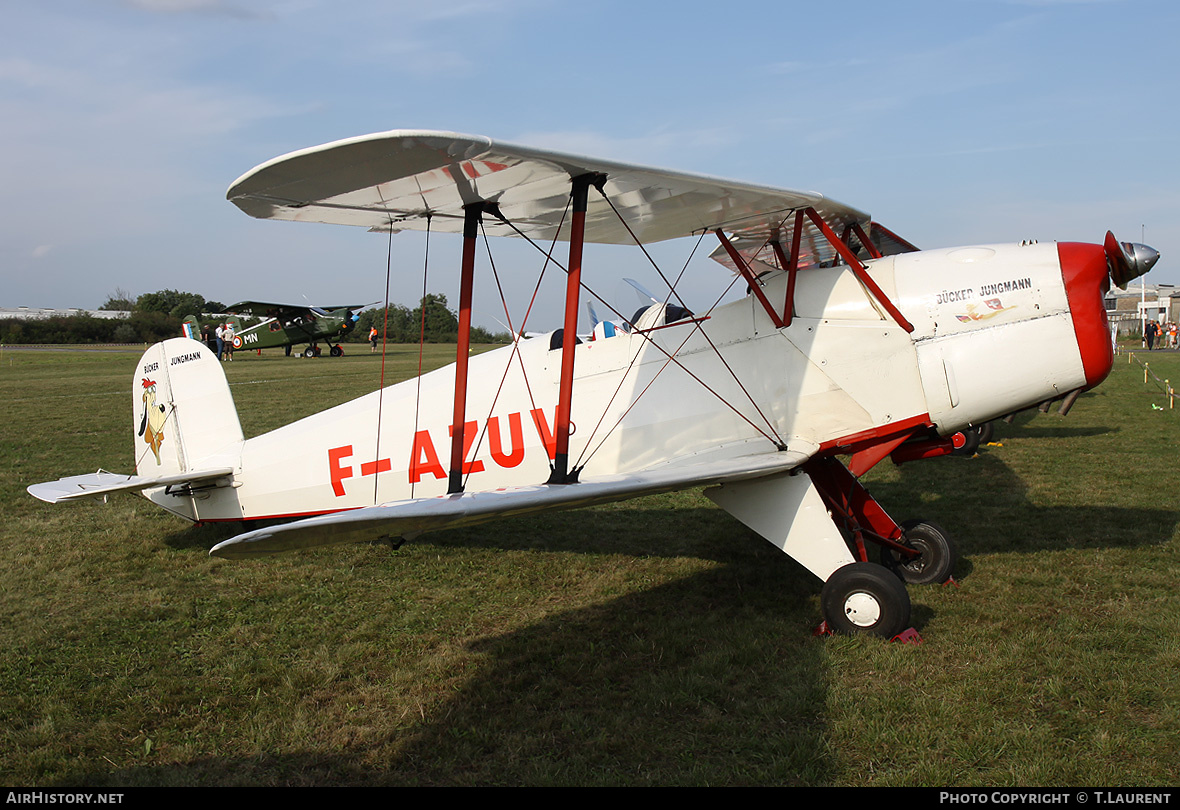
[99,287,135,311]
[414,293,458,342]
[134,289,211,319]
[350,295,507,345]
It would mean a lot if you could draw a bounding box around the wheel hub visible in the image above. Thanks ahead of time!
[843,591,881,627]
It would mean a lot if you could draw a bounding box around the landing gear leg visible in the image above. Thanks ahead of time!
[804,456,957,584]
[880,520,957,585]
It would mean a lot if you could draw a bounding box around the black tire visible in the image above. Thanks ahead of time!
[976,421,995,445]
[881,520,957,585]
[330,345,343,357]
[820,563,911,638]
[951,426,981,456]
[302,347,315,358]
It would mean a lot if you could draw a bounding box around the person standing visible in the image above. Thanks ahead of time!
[369,325,379,352]
[215,323,225,360]
[222,321,235,361]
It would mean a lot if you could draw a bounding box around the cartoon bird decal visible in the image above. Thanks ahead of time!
[138,377,167,465]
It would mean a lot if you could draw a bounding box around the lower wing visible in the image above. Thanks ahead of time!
[210,451,809,559]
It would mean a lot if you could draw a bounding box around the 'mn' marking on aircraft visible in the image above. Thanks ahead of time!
[30,130,1160,638]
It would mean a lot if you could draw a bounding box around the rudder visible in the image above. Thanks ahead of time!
[133,338,244,476]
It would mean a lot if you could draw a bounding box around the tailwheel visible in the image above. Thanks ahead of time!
[820,562,911,638]
[881,519,957,585]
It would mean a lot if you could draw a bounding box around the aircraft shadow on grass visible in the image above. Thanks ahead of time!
[58,561,833,787]
[76,436,1180,787]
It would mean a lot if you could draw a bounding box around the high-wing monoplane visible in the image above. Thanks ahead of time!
[185,301,363,357]
[29,130,1160,638]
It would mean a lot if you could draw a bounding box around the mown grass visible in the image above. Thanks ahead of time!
[2,344,1178,786]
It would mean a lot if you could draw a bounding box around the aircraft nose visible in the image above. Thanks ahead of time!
[1059,240,1117,389]
[1105,231,1161,289]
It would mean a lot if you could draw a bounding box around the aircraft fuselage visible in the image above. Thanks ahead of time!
[141,239,1110,525]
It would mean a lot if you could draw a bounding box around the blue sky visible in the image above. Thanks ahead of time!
[3,0,1176,330]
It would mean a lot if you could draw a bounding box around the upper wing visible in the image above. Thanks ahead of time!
[226,129,870,247]
[209,450,810,559]
[226,301,311,318]
[227,301,365,317]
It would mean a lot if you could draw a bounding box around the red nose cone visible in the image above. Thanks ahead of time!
[1059,242,1114,388]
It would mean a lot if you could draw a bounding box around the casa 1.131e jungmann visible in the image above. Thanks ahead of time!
[29,130,1160,638]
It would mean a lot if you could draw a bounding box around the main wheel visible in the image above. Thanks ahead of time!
[302,347,315,358]
[951,426,981,456]
[880,519,957,585]
[820,563,911,638]
[329,345,343,357]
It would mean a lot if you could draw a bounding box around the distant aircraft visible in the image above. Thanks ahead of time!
[184,301,364,357]
[30,130,1160,638]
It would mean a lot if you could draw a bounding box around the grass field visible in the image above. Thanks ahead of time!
[2,343,1179,786]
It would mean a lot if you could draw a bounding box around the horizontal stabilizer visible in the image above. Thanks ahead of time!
[210,451,810,559]
[27,468,234,504]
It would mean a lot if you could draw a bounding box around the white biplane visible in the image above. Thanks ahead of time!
[29,130,1160,638]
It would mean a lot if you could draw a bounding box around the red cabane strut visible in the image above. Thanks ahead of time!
[714,207,915,334]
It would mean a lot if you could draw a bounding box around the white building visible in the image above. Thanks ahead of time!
[0,307,130,320]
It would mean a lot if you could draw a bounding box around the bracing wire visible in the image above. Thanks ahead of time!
[409,214,432,499]
[373,219,397,505]
[597,192,789,447]
[496,211,788,465]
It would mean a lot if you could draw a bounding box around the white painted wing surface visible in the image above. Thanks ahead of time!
[209,451,810,559]
[28,468,234,503]
[226,129,869,247]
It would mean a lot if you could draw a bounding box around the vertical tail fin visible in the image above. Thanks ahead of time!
[133,338,244,476]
